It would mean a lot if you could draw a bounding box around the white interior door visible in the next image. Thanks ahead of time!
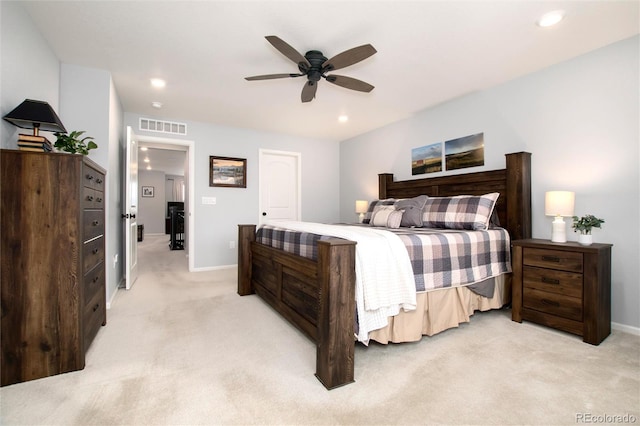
[259,149,301,224]
[124,126,139,289]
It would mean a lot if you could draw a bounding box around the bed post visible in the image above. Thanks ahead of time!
[505,152,532,241]
[379,173,393,199]
[315,239,357,390]
[238,224,256,296]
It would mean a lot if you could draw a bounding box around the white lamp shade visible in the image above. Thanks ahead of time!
[355,200,368,214]
[545,191,575,217]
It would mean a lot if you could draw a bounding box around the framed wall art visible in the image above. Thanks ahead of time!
[141,186,154,197]
[444,132,484,171]
[209,156,247,188]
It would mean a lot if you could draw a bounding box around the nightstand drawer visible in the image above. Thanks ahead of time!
[523,266,582,298]
[523,287,582,321]
[523,247,583,272]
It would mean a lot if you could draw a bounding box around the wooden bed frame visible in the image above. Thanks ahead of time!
[238,152,531,389]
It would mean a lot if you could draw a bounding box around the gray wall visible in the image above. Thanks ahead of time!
[139,170,167,234]
[340,36,639,330]
[124,112,341,269]
[0,1,60,146]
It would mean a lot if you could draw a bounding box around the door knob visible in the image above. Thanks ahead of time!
[262,212,267,216]
[122,213,129,219]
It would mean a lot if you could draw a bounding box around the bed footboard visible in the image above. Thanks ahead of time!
[238,224,356,389]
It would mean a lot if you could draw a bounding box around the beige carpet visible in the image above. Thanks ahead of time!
[1,234,638,425]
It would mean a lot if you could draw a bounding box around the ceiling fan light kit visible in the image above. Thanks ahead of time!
[245,35,377,103]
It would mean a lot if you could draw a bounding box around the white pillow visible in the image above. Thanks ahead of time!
[371,206,403,229]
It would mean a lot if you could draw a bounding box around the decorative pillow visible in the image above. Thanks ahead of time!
[394,195,428,227]
[362,199,395,224]
[422,193,499,230]
[370,206,403,229]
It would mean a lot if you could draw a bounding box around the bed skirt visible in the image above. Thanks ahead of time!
[368,274,510,344]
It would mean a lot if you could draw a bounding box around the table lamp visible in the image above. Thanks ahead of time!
[545,191,575,243]
[3,99,66,137]
[355,200,368,223]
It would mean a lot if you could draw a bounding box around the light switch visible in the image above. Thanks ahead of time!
[202,196,217,205]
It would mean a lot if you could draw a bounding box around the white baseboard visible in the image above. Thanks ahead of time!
[190,264,237,272]
[612,322,640,336]
[106,279,124,309]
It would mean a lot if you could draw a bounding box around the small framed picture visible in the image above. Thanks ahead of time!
[209,156,247,188]
[141,186,154,197]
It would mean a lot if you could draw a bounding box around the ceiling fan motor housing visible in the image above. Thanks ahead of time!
[302,50,328,82]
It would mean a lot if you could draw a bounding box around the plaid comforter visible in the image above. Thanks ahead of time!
[256,224,511,292]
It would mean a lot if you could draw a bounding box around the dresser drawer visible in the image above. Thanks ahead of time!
[83,237,104,273]
[523,248,583,272]
[523,266,582,299]
[83,262,105,304]
[82,187,104,210]
[523,287,582,321]
[83,167,105,191]
[83,287,105,351]
[83,210,105,240]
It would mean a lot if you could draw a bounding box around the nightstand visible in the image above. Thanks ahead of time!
[511,238,612,345]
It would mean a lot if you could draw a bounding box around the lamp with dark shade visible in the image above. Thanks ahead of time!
[3,99,66,136]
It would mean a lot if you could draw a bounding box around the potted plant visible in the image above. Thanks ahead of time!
[572,214,605,246]
[53,130,97,155]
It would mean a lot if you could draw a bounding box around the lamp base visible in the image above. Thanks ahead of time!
[551,216,567,243]
[358,213,365,223]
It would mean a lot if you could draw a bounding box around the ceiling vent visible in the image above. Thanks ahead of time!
[139,118,187,135]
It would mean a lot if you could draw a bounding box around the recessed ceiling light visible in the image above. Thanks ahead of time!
[151,101,163,109]
[144,157,150,163]
[150,78,166,88]
[537,10,565,27]
[140,147,148,151]
[338,115,349,123]
[146,165,152,170]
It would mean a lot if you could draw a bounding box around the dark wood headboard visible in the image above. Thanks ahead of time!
[379,152,531,241]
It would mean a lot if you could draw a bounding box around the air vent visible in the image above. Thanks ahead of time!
[139,118,187,135]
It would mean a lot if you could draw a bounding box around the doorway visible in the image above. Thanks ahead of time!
[134,135,195,271]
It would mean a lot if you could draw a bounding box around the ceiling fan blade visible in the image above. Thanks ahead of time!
[324,75,374,92]
[301,81,318,103]
[265,35,311,68]
[245,73,303,81]
[323,44,377,71]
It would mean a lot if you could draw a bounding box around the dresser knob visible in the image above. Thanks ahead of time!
[86,174,94,180]
[92,303,99,312]
[96,198,102,202]
[92,248,99,255]
[93,276,99,283]
[96,178,103,184]
[87,195,94,201]
[92,220,99,226]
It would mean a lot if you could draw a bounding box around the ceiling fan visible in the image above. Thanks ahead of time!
[245,36,377,103]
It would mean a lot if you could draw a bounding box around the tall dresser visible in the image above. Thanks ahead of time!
[1,149,107,386]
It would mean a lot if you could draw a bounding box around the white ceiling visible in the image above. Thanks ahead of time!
[24,0,638,146]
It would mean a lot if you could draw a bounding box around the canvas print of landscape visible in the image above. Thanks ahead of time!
[445,133,484,171]
[411,142,442,175]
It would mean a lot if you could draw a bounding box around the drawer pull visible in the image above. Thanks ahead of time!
[92,220,99,226]
[96,178,103,184]
[541,277,560,285]
[86,195,94,201]
[541,255,560,263]
[93,276,100,283]
[92,303,100,312]
[92,248,99,255]
[96,197,103,202]
[86,174,94,180]
[541,299,560,307]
